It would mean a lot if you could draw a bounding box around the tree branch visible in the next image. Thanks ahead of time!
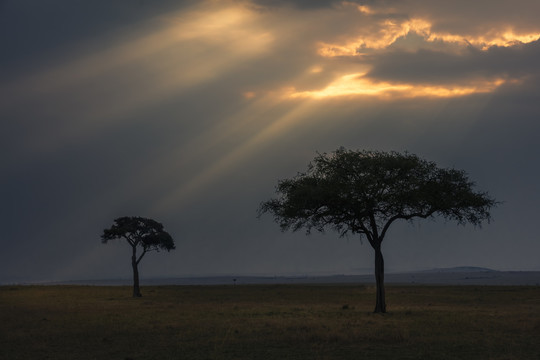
[380,210,436,241]
[357,222,376,248]
[136,249,147,265]
[368,213,379,240]
[126,236,135,247]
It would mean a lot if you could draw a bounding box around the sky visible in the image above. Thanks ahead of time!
[1,0,540,284]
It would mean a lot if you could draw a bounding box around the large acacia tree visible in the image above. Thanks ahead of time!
[101,216,175,297]
[259,148,497,313]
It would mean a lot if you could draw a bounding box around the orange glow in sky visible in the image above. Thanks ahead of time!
[318,5,540,57]
[3,0,540,282]
[286,73,506,99]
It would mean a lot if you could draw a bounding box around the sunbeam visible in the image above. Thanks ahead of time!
[150,96,318,215]
[3,2,273,163]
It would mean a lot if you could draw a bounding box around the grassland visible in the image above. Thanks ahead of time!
[1,284,539,359]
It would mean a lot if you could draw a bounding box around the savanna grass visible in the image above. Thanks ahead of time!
[1,284,539,359]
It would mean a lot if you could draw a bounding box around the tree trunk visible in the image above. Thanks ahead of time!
[373,245,386,313]
[131,247,142,297]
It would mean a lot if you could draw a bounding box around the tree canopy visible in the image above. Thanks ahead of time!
[102,216,175,297]
[259,148,497,312]
[102,216,175,253]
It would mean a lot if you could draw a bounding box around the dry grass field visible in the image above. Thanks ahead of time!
[1,284,539,359]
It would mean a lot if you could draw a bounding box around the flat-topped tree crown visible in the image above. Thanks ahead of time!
[259,148,497,312]
[101,216,175,297]
[102,216,175,252]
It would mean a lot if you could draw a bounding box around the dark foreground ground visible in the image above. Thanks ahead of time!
[1,285,539,359]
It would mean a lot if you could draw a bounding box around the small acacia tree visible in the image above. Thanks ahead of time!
[101,216,175,297]
[259,148,497,313]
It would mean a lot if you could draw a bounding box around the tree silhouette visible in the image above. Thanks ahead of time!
[101,216,175,297]
[259,148,497,312]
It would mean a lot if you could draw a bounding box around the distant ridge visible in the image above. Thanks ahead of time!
[420,266,498,273]
[7,269,540,286]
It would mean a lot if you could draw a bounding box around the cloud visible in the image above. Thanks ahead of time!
[1,1,275,169]
[2,0,540,283]
[270,1,540,99]
[286,73,505,99]
[314,2,540,56]
[249,0,351,10]
[365,40,540,84]
[401,0,540,35]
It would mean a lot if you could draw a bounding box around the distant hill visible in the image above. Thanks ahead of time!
[13,269,540,286]
[420,266,498,273]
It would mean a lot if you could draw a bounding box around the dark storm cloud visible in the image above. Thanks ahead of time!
[365,39,540,84]
[1,0,540,284]
[250,0,349,9]
[402,0,540,34]
[0,0,193,76]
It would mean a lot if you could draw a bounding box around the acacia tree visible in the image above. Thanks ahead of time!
[259,148,497,313]
[101,216,175,297]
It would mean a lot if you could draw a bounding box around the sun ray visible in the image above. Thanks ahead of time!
[2,3,269,104]
[150,97,317,215]
[4,2,273,161]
